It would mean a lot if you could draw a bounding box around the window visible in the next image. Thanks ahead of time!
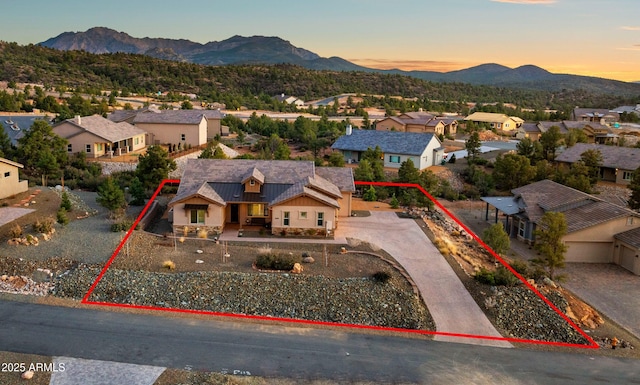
[190,209,205,224]
[181,134,186,141]
[4,171,10,178]
[389,155,401,163]
[518,220,526,238]
[67,144,72,152]
[249,179,255,186]
[317,212,324,227]
[623,171,633,181]
[299,211,308,219]
[283,211,290,226]
[628,217,635,226]
[97,143,102,151]
[135,137,139,145]
[86,144,91,153]
[248,203,265,217]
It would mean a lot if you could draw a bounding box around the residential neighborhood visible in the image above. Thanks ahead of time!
[2,14,640,384]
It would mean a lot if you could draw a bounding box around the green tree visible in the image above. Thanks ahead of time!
[60,192,72,211]
[354,159,375,181]
[564,129,588,147]
[0,126,12,158]
[135,145,177,190]
[17,120,68,181]
[389,193,399,209]
[539,126,562,160]
[397,158,420,184]
[128,177,146,206]
[533,211,568,281]
[561,161,592,193]
[328,151,345,167]
[465,130,481,164]
[96,177,126,215]
[363,185,377,201]
[492,153,536,190]
[580,149,603,187]
[482,223,510,256]
[181,100,193,110]
[627,167,640,211]
[361,146,385,181]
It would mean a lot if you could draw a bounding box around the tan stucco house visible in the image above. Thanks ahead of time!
[482,180,640,274]
[53,115,146,158]
[168,159,355,236]
[375,112,456,137]
[131,109,226,147]
[464,112,523,132]
[555,143,640,185]
[0,158,28,199]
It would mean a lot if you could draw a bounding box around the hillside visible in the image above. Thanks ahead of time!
[38,27,640,97]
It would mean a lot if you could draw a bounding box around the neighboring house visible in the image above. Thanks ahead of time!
[555,143,640,185]
[53,115,146,158]
[131,109,226,147]
[611,104,640,117]
[331,127,444,170]
[515,123,542,141]
[464,112,523,132]
[274,94,305,107]
[0,158,28,199]
[168,159,354,236]
[375,112,457,136]
[481,179,640,274]
[516,121,617,144]
[571,108,620,125]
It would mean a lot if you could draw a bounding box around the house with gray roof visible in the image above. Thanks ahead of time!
[331,128,444,170]
[555,143,640,185]
[52,115,146,158]
[515,121,618,144]
[572,108,620,125]
[375,112,457,136]
[168,159,354,236]
[481,179,640,274]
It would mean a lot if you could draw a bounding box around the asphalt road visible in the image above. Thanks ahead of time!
[1,301,638,384]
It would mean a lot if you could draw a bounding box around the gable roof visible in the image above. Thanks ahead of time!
[331,129,438,156]
[133,110,223,125]
[555,143,640,171]
[169,159,350,209]
[509,179,638,233]
[615,227,640,249]
[315,167,356,192]
[572,108,620,121]
[520,123,541,133]
[56,115,146,143]
[0,157,23,169]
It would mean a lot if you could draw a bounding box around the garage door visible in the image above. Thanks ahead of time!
[620,245,637,273]
[565,242,612,263]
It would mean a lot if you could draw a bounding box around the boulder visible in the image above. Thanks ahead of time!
[21,370,34,380]
[291,263,304,274]
[303,256,315,264]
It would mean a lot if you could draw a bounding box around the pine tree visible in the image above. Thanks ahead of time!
[533,212,568,281]
[628,167,640,211]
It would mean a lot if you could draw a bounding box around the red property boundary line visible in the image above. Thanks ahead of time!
[81,179,598,349]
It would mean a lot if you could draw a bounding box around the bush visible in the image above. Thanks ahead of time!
[494,266,518,286]
[255,253,302,271]
[111,218,138,232]
[56,208,69,226]
[33,217,54,233]
[372,271,391,283]
[474,267,495,285]
[390,194,399,209]
[9,224,23,238]
[509,259,530,278]
[60,192,72,211]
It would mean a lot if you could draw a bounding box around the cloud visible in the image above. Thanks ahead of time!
[491,0,556,4]
[616,45,640,51]
[347,59,473,72]
[620,26,640,31]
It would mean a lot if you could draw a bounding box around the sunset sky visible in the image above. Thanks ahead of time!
[1,0,639,82]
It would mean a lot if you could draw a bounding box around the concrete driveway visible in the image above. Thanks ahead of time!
[563,263,640,339]
[337,211,511,348]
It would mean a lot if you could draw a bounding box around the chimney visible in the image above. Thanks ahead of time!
[346,124,352,135]
[75,115,81,125]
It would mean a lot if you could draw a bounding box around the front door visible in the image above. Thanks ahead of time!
[230,204,239,223]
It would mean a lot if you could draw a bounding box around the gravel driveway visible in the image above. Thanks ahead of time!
[1,191,123,264]
[336,211,512,348]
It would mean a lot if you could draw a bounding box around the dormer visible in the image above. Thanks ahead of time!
[242,167,265,193]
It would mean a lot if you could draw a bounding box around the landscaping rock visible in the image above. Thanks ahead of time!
[303,256,315,264]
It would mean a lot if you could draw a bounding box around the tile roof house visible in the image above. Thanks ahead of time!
[331,128,444,170]
[572,108,620,125]
[515,121,618,144]
[52,115,146,158]
[131,109,227,147]
[0,157,28,199]
[555,143,640,185]
[481,179,640,274]
[375,112,457,136]
[274,94,305,107]
[168,159,354,236]
[464,112,523,132]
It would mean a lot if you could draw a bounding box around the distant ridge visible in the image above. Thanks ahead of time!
[39,27,640,96]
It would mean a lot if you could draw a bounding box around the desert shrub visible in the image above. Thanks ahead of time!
[474,267,495,285]
[372,271,391,283]
[9,224,23,238]
[509,259,530,278]
[56,208,69,226]
[390,193,399,209]
[60,192,72,211]
[111,218,137,232]
[494,266,519,286]
[255,253,302,271]
[33,217,54,233]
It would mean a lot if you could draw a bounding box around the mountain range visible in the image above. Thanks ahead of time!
[40,27,640,96]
